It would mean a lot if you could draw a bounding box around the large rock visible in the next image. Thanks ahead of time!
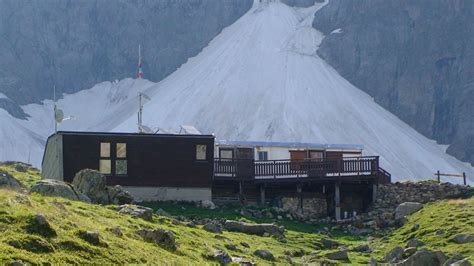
[326,249,349,261]
[224,220,284,238]
[212,249,232,265]
[72,169,109,204]
[384,246,404,263]
[253,249,274,261]
[0,170,24,190]
[452,234,474,244]
[107,185,134,205]
[137,228,176,250]
[395,202,423,220]
[30,179,88,202]
[203,223,222,234]
[394,249,447,266]
[117,204,153,221]
[201,200,216,209]
[320,238,341,249]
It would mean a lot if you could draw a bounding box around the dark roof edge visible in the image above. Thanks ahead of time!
[53,130,215,138]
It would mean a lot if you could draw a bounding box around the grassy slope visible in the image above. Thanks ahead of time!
[372,197,474,261]
[0,164,41,188]
[0,164,472,264]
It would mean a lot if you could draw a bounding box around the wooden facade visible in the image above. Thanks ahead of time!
[43,131,215,188]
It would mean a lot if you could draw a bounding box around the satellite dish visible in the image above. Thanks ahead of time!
[54,108,64,123]
[140,92,151,101]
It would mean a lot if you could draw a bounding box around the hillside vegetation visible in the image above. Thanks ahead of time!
[0,163,472,265]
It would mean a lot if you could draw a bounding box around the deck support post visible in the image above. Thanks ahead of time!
[260,185,266,206]
[372,183,377,203]
[239,181,244,204]
[297,183,303,212]
[335,182,341,221]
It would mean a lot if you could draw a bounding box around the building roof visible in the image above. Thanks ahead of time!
[53,131,214,139]
[215,140,363,150]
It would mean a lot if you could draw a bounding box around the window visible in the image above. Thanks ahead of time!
[196,144,207,161]
[99,159,111,174]
[308,150,324,161]
[117,143,127,158]
[219,149,234,159]
[99,142,127,175]
[100,142,110,157]
[116,143,127,175]
[258,151,268,161]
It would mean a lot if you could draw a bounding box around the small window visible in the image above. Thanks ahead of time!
[219,149,234,159]
[99,159,111,174]
[117,143,127,158]
[196,144,207,160]
[258,151,268,161]
[100,142,110,157]
[309,151,323,161]
[116,160,127,175]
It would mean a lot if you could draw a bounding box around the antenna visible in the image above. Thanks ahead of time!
[138,44,143,79]
[138,92,151,133]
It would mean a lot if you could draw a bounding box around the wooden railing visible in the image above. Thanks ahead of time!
[214,156,386,181]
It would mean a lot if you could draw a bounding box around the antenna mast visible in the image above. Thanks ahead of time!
[53,86,57,133]
[138,44,143,79]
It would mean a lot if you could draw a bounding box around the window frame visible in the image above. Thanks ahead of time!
[257,151,268,161]
[99,141,128,176]
[196,144,208,161]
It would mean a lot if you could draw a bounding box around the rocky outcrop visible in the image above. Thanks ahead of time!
[281,196,327,218]
[0,170,24,190]
[117,205,153,221]
[0,0,253,117]
[72,169,109,204]
[394,202,423,220]
[393,249,447,266]
[452,234,474,244]
[137,228,177,250]
[30,179,89,202]
[224,220,284,238]
[72,169,133,205]
[313,0,474,165]
[253,249,275,261]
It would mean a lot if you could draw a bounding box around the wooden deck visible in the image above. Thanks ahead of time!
[214,156,391,184]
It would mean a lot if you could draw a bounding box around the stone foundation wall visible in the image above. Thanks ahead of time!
[375,181,470,210]
[281,195,327,218]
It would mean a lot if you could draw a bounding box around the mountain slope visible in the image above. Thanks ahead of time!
[0,1,472,183]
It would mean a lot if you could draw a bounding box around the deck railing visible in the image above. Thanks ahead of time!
[214,156,389,182]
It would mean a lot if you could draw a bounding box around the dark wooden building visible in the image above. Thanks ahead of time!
[42,131,215,201]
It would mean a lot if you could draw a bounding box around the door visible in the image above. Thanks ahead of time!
[290,150,306,171]
[236,148,254,177]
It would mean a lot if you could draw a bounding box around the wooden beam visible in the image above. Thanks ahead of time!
[260,185,266,206]
[372,183,377,203]
[297,183,303,211]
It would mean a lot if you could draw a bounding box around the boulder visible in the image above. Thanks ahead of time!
[224,220,284,237]
[201,200,216,209]
[203,223,222,234]
[117,204,153,221]
[395,202,423,220]
[320,238,341,249]
[0,170,24,190]
[107,185,134,205]
[384,246,404,263]
[404,247,417,257]
[80,231,101,246]
[326,249,349,260]
[137,228,176,250]
[107,226,123,237]
[452,234,474,244]
[72,169,109,204]
[30,179,88,202]
[212,249,232,265]
[352,244,371,253]
[406,238,424,248]
[254,249,274,261]
[394,249,447,266]
[27,213,56,237]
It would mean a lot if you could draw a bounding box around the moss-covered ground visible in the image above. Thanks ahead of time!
[0,164,472,265]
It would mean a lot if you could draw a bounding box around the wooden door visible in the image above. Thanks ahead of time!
[236,148,254,177]
[290,150,306,171]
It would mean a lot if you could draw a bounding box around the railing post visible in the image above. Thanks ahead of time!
[463,172,466,186]
[436,170,440,183]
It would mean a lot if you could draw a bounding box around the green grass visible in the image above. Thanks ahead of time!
[0,163,41,188]
[0,167,472,264]
[371,197,474,261]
